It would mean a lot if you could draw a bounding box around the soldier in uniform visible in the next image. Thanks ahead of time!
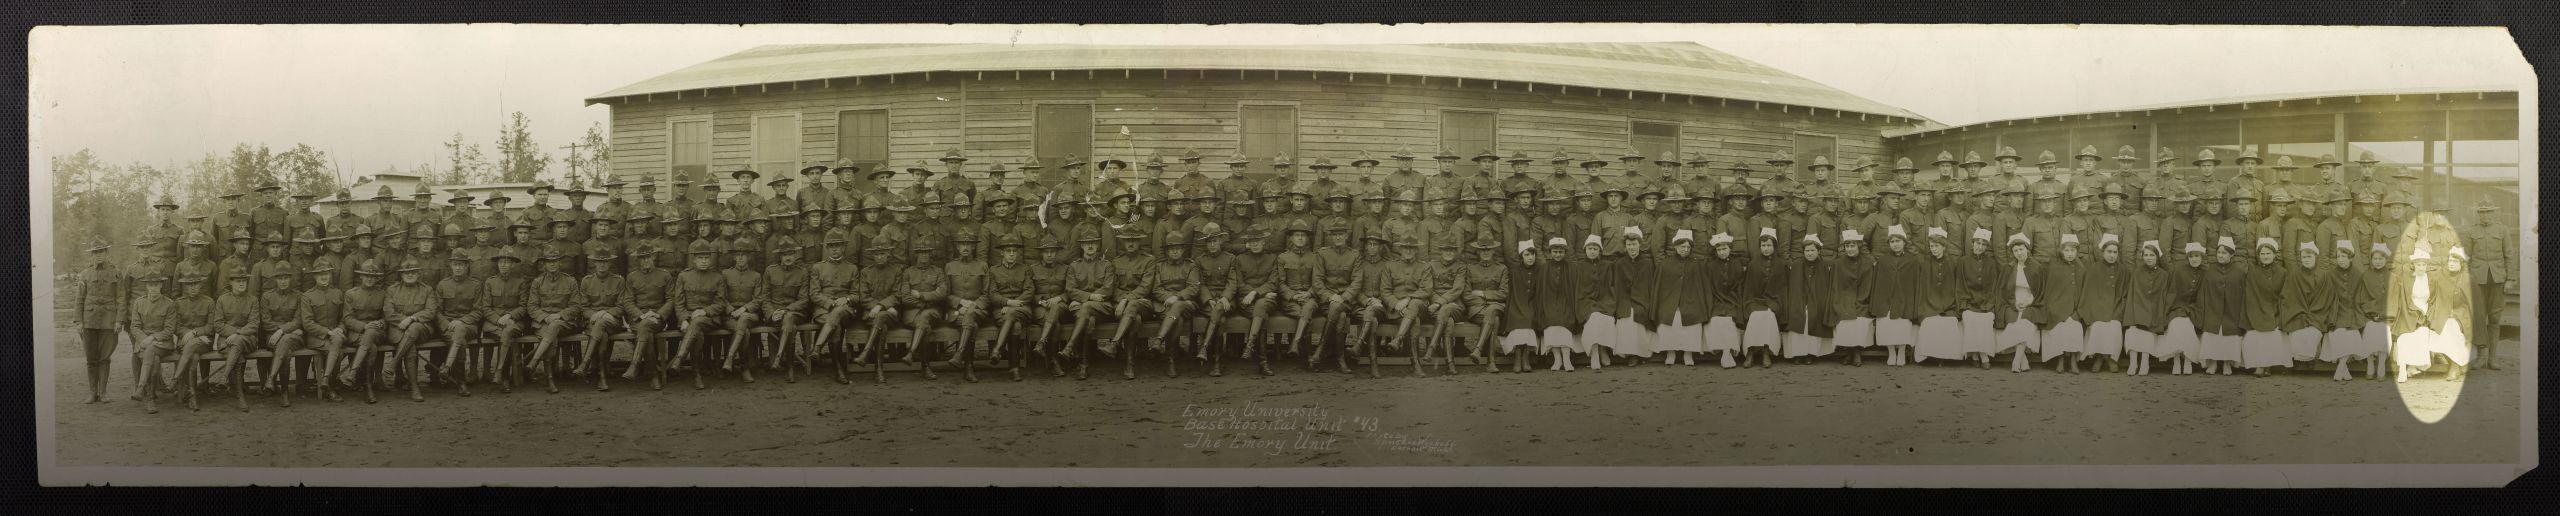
[1188,225,1241,374]
[427,253,486,397]
[1414,233,1472,372]
[663,241,724,389]
[2466,199,2514,369]
[983,234,1039,381]
[126,271,177,411]
[884,235,950,380]
[708,237,768,382]
[937,231,992,381]
[797,229,859,384]
[1054,233,1114,379]
[73,240,128,405]
[291,263,351,402]
[374,258,438,402]
[163,273,220,411]
[249,183,289,244]
[250,267,303,406]
[1308,224,1367,372]
[722,166,767,214]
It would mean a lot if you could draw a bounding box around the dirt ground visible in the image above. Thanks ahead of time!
[47,312,2520,469]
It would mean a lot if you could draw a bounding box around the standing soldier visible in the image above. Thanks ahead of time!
[285,191,324,240]
[2466,199,2514,370]
[724,167,767,215]
[73,240,128,405]
[1174,148,1214,196]
[250,183,289,243]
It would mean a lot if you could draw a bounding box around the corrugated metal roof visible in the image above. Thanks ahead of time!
[587,42,1926,121]
[1885,87,2518,138]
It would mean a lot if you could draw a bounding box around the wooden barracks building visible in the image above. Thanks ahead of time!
[584,43,1929,193]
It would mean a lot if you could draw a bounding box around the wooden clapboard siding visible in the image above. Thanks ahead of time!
[605,71,1900,194]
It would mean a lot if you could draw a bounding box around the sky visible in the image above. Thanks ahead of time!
[30,24,2532,181]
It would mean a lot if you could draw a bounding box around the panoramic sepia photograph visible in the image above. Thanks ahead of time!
[31,24,2532,486]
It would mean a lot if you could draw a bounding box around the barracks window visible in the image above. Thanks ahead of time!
[835,109,890,170]
[1036,104,1094,164]
[1441,110,1496,157]
[1240,105,1299,171]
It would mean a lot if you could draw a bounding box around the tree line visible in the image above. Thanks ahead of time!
[50,113,612,270]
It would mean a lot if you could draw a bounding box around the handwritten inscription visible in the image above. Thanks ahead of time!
[1174,402,1451,456]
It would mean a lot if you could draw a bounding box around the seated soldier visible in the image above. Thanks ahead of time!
[616,242,680,390]
[852,237,905,383]
[211,269,264,411]
[1105,228,1158,380]
[477,253,531,392]
[127,273,179,413]
[942,232,992,382]
[339,259,388,402]
[896,235,951,380]
[381,258,439,402]
[576,244,630,391]
[1147,230,1201,377]
[252,268,303,406]
[716,237,766,382]
[805,231,864,384]
[432,255,483,396]
[756,236,811,380]
[986,234,1038,381]
[290,264,348,402]
[1059,233,1114,380]
[670,242,726,390]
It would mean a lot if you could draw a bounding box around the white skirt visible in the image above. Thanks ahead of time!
[2125,327,2159,355]
[2433,323,2473,366]
[1743,310,1779,351]
[1502,328,1541,352]
[2040,320,2085,361]
[1580,313,1616,354]
[1705,316,1741,352]
[2157,318,2200,360]
[2393,328,2436,368]
[1781,331,1826,358]
[2201,332,2242,362]
[1612,316,1655,357]
[1542,326,1585,353]
[2287,328,2323,362]
[1960,311,1997,355]
[1998,320,2040,354]
[1656,312,1705,353]
[2241,330,2291,368]
[1916,316,1963,360]
[2360,321,2390,357]
[1833,317,1875,348]
[2084,321,2124,356]
[2319,328,2364,361]
[1875,317,1916,348]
